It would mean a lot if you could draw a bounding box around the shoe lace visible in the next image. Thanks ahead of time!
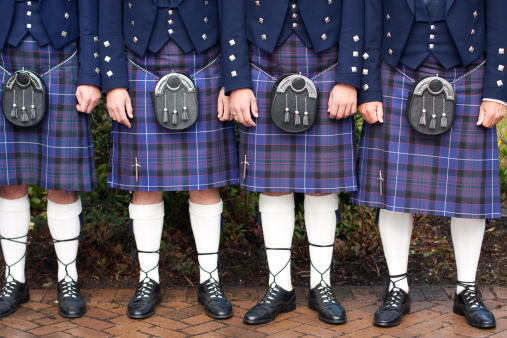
[316,283,338,304]
[205,280,225,299]
[60,280,79,299]
[0,281,18,298]
[458,281,483,309]
[259,285,281,305]
[135,278,155,299]
[0,233,28,283]
[383,273,407,308]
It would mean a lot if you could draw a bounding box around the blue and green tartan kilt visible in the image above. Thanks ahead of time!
[351,55,501,219]
[0,35,96,192]
[239,34,357,193]
[108,41,238,191]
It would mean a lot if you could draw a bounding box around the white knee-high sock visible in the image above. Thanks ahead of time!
[189,199,222,284]
[259,193,295,292]
[451,217,485,294]
[47,197,82,282]
[0,195,30,283]
[305,194,338,289]
[129,202,164,283]
[378,209,413,293]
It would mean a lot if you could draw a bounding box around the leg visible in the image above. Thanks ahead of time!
[243,192,296,325]
[127,191,164,319]
[305,193,346,324]
[189,188,233,319]
[46,190,86,318]
[451,217,495,329]
[374,209,413,328]
[0,185,30,318]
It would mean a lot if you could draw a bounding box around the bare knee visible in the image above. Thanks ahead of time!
[189,188,220,205]
[0,185,29,200]
[132,191,164,205]
[261,192,291,197]
[47,190,79,204]
[305,193,330,197]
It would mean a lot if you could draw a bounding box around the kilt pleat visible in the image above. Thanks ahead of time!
[108,41,238,191]
[240,34,357,193]
[0,35,96,191]
[351,55,501,219]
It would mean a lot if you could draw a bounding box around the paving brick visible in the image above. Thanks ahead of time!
[139,325,187,338]
[84,307,118,320]
[114,289,133,303]
[180,320,227,335]
[144,316,189,330]
[352,288,381,302]
[216,324,267,337]
[29,321,78,336]
[421,287,448,300]
[255,320,302,334]
[71,316,114,330]
[29,289,48,302]
[1,316,40,330]
[104,321,153,336]
[293,323,341,337]
[180,313,213,325]
[89,289,116,302]
[269,330,305,338]
[65,327,109,338]
[0,326,36,338]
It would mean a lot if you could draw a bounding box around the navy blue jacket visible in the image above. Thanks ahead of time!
[359,0,507,105]
[0,0,101,88]
[99,0,221,92]
[220,0,365,94]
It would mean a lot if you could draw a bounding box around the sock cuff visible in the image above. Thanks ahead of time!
[259,193,294,213]
[189,199,223,218]
[47,196,82,221]
[451,217,486,227]
[129,201,165,220]
[0,194,30,212]
[304,193,338,212]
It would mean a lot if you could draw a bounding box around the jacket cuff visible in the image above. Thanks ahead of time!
[335,73,361,90]
[358,90,382,106]
[224,77,252,96]
[483,86,507,103]
[77,74,101,89]
[102,77,129,93]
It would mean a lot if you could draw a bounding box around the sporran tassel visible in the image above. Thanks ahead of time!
[284,107,290,123]
[440,113,447,128]
[294,111,301,126]
[20,107,28,122]
[303,111,309,126]
[30,105,36,120]
[172,110,178,125]
[11,103,18,118]
[182,106,189,120]
[163,107,169,123]
[429,114,437,129]
[419,109,427,125]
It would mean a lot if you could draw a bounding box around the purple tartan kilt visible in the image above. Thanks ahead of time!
[0,36,96,191]
[108,41,238,191]
[240,34,357,193]
[351,55,501,219]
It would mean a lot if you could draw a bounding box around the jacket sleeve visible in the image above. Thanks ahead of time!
[336,0,365,89]
[77,0,101,88]
[220,0,251,95]
[482,0,507,102]
[358,0,383,105]
[99,0,128,93]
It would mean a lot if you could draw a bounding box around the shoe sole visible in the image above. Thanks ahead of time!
[243,301,296,325]
[198,294,234,320]
[127,294,163,320]
[308,299,347,325]
[0,293,30,319]
[453,305,496,329]
[59,305,87,319]
[373,304,411,328]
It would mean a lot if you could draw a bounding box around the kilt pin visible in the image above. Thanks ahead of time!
[108,41,238,191]
[240,35,357,194]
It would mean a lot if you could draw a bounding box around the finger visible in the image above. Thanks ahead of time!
[352,102,357,116]
[344,104,353,119]
[120,107,131,128]
[86,97,94,114]
[328,102,339,119]
[477,106,486,126]
[250,97,259,118]
[243,107,256,127]
[217,97,224,119]
[126,100,134,120]
[376,104,384,123]
[336,105,345,120]
[108,106,117,121]
[223,98,232,121]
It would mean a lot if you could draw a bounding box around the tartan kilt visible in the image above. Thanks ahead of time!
[108,41,238,191]
[240,34,357,193]
[0,35,96,192]
[351,55,501,219]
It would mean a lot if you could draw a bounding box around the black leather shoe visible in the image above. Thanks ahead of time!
[453,286,496,329]
[57,280,86,318]
[373,288,410,327]
[0,280,30,318]
[308,283,346,324]
[197,279,233,319]
[127,278,162,319]
[243,285,296,325]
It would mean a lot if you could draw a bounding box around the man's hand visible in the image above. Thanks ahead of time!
[106,88,133,128]
[217,88,232,121]
[358,101,384,124]
[76,85,101,114]
[328,83,358,120]
[477,101,506,128]
[229,88,258,127]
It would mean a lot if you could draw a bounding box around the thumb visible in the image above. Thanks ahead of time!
[251,96,259,118]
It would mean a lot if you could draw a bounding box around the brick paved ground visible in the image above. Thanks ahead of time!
[0,286,505,337]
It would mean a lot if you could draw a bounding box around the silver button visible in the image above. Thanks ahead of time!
[204,17,208,24]
[61,31,67,37]
[27,24,32,29]
[388,49,393,55]
[292,4,297,9]
[499,65,505,71]
[169,29,174,34]
[231,71,237,77]
[498,80,504,87]
[94,52,99,58]
[261,34,267,40]
[386,14,390,20]
[168,20,173,25]
[471,29,475,35]
[131,21,135,26]
[205,1,209,6]
[104,56,111,62]
[351,67,357,72]
[353,35,360,42]
[128,3,132,9]
[321,34,327,40]
[386,32,391,38]
[94,36,99,42]
[363,53,370,60]
[259,17,264,24]
[95,68,100,74]
[325,17,330,23]
[27,11,31,16]
[499,48,505,55]
[430,34,435,40]
[362,69,369,75]
[229,55,236,62]
[202,34,207,40]
[65,12,69,19]
[429,44,434,49]
[133,37,138,43]
[363,84,369,91]
[27,1,31,5]
[353,51,359,57]
[293,13,297,19]
[473,11,478,17]
[430,25,436,30]
[107,71,113,77]
[104,41,110,47]
[328,0,333,4]
[293,23,298,28]
[256,1,260,6]
[469,46,475,53]
[168,10,173,15]
[229,39,236,46]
